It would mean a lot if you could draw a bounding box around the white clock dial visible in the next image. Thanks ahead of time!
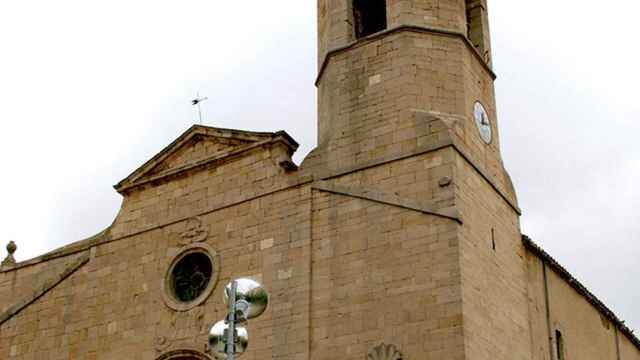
[473,101,492,144]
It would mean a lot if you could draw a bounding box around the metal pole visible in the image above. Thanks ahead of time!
[226,280,237,360]
[197,92,203,125]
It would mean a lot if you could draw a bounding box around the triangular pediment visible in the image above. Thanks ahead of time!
[144,135,251,178]
[115,125,298,193]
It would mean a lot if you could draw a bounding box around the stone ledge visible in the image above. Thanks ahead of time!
[313,180,462,223]
[2,176,315,271]
[0,228,108,273]
[451,138,521,215]
[315,24,497,87]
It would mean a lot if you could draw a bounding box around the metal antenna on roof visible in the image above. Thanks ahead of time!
[192,92,209,125]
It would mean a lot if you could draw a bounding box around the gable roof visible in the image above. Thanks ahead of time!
[114,125,298,194]
[523,235,640,350]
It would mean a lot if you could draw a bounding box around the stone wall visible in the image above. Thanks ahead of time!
[526,244,640,360]
[455,153,529,360]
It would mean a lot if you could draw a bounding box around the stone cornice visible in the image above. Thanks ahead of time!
[115,125,299,194]
[313,180,462,223]
[450,139,521,215]
[0,228,108,273]
[315,24,496,87]
[316,138,521,215]
[116,137,293,194]
[3,176,315,272]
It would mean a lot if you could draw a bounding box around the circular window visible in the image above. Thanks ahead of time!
[162,244,219,311]
[172,252,212,302]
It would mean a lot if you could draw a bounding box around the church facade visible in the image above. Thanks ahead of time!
[1,1,638,359]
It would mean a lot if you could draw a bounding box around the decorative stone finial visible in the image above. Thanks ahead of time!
[7,241,16,255]
[2,241,17,268]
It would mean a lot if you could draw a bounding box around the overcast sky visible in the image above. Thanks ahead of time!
[0,0,638,332]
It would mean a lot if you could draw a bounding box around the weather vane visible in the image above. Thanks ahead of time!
[192,92,209,125]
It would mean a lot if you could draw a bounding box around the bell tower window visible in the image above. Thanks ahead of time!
[353,0,387,39]
[465,0,482,48]
[465,0,485,50]
[465,0,491,64]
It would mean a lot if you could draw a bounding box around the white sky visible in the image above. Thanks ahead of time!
[0,0,638,332]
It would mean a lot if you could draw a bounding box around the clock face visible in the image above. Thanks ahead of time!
[473,101,492,144]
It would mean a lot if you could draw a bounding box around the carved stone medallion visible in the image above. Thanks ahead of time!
[367,343,402,360]
[179,217,209,246]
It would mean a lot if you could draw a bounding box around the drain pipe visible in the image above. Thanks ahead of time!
[543,262,554,360]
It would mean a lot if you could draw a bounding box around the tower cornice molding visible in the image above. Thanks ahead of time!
[315,24,496,87]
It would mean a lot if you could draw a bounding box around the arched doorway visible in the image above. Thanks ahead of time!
[156,349,212,360]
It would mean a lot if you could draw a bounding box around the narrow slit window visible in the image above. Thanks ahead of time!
[353,0,387,39]
[491,228,496,251]
[555,330,565,360]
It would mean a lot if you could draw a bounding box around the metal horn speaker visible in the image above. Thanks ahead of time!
[208,320,248,359]
[223,278,269,320]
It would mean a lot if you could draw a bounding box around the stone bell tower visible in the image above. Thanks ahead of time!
[315,0,511,187]
[310,1,530,359]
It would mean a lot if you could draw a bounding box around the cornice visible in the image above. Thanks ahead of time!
[3,176,315,271]
[313,180,462,223]
[115,126,299,194]
[315,24,496,87]
[316,137,521,215]
[116,137,294,194]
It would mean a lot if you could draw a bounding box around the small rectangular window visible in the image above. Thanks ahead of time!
[353,0,387,39]
[555,330,565,360]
